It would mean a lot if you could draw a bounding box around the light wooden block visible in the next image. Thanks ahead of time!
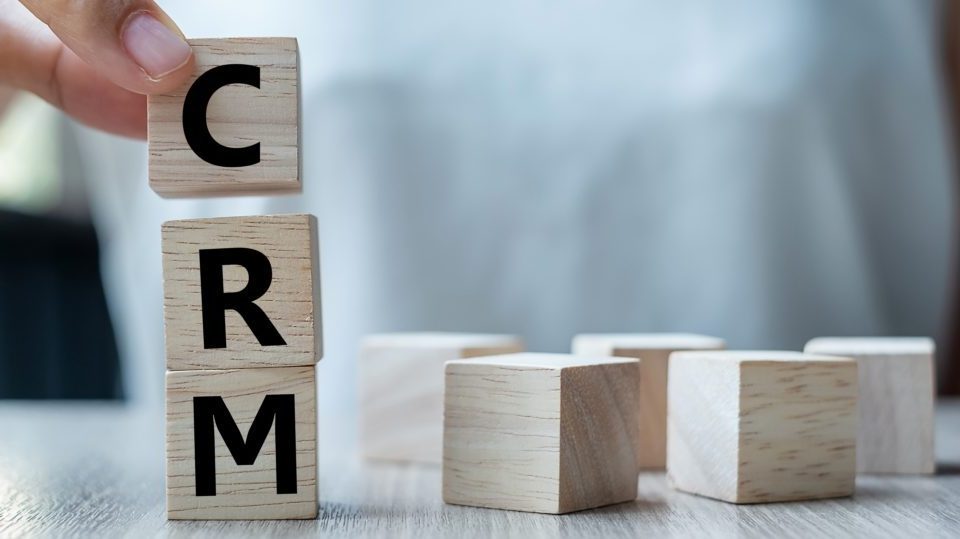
[359,333,523,464]
[443,353,640,514]
[149,38,300,197]
[572,333,725,469]
[805,337,936,474]
[162,214,321,370]
[667,351,857,504]
[166,366,317,519]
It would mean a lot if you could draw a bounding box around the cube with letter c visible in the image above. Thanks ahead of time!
[149,38,300,197]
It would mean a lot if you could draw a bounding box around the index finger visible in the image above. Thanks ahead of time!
[18,0,193,95]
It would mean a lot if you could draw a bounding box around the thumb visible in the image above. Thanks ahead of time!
[18,0,194,94]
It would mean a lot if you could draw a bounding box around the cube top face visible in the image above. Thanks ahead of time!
[446,352,638,371]
[149,38,300,197]
[667,352,857,504]
[443,356,640,514]
[573,333,725,356]
[162,214,320,370]
[166,367,317,520]
[805,337,935,357]
[361,332,523,357]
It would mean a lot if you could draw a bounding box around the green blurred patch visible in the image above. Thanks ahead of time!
[0,93,60,212]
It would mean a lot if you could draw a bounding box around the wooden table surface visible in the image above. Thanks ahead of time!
[0,401,958,538]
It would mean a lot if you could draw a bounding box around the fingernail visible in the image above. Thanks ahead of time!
[121,11,192,79]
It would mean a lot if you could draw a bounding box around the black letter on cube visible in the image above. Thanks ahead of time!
[182,64,261,167]
[198,247,286,349]
[193,395,298,496]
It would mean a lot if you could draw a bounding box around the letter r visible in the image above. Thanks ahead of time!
[198,247,286,349]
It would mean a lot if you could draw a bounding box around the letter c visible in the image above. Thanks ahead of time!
[182,64,261,167]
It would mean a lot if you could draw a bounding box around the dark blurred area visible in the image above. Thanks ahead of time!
[941,1,960,396]
[0,210,121,399]
[0,90,121,400]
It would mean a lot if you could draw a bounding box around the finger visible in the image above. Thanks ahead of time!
[54,47,149,138]
[2,1,147,137]
[18,0,194,95]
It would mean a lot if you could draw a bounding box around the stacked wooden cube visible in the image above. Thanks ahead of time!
[151,38,321,520]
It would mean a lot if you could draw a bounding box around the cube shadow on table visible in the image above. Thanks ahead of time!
[442,353,641,514]
[666,350,858,504]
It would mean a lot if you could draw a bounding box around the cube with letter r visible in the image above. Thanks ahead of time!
[161,213,321,371]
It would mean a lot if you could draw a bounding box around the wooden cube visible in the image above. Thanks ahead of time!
[667,351,857,504]
[162,214,321,370]
[166,366,317,519]
[572,333,725,469]
[805,337,935,474]
[359,333,523,464]
[443,353,640,514]
[149,38,299,197]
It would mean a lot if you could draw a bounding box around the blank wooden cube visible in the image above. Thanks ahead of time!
[149,38,299,197]
[805,337,935,474]
[162,214,321,370]
[166,366,317,519]
[359,333,523,464]
[572,333,725,469]
[667,351,857,504]
[443,353,640,514]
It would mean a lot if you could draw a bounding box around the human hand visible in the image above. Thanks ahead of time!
[1,0,194,138]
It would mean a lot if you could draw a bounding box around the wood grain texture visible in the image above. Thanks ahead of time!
[148,38,300,197]
[667,351,857,504]
[162,214,321,370]
[358,333,523,464]
[1,402,960,536]
[166,367,317,519]
[443,353,640,514]
[805,337,936,474]
[571,333,725,469]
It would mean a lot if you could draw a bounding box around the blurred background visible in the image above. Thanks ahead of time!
[0,89,121,399]
[0,0,957,438]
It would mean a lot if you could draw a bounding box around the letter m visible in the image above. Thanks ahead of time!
[192,395,297,496]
